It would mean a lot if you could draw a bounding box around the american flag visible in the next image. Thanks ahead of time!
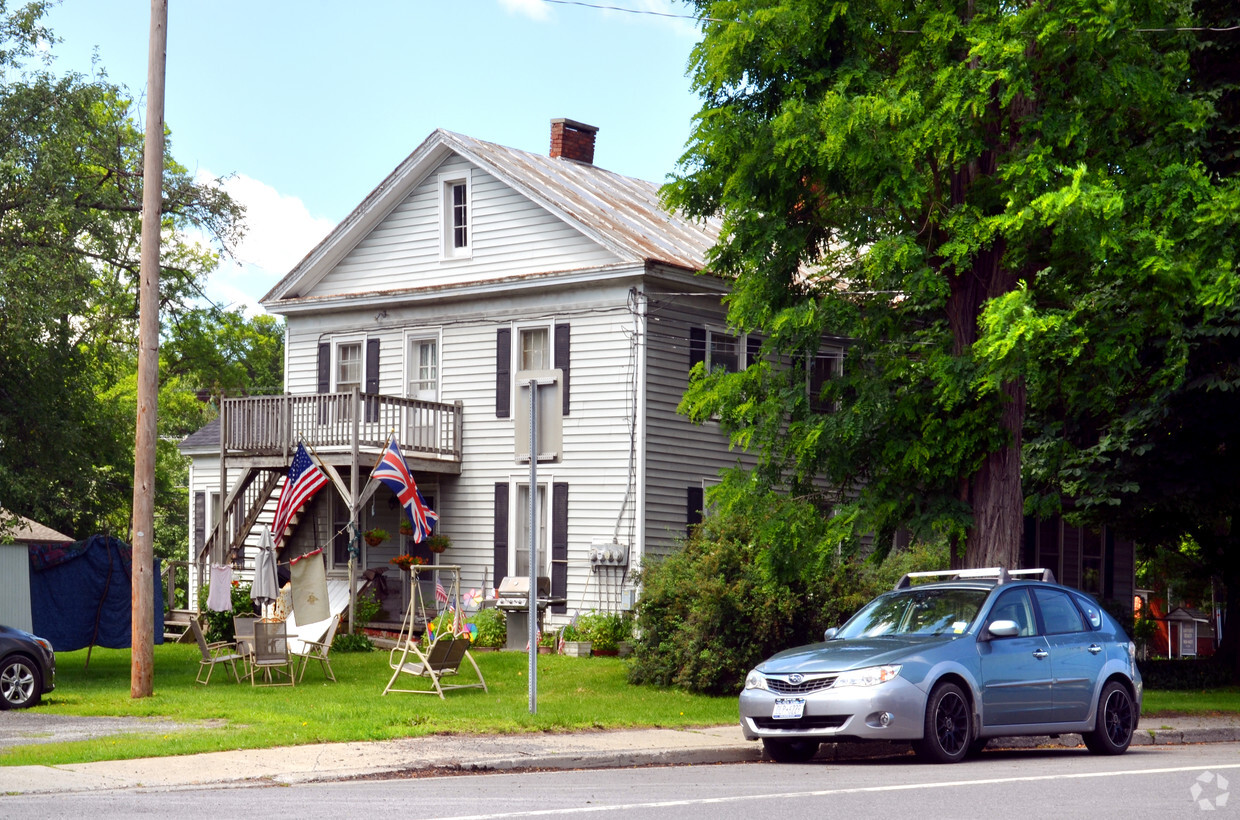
[435,581,449,604]
[271,443,329,548]
[452,606,470,638]
[372,438,439,542]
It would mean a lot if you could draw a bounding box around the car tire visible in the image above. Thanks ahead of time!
[966,737,989,758]
[762,738,821,763]
[0,655,42,710]
[1083,680,1135,755]
[913,681,972,764]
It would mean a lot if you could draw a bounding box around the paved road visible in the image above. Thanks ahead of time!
[3,742,1235,819]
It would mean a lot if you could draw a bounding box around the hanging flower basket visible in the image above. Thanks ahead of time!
[399,521,414,536]
[424,534,451,554]
[364,528,388,547]
[390,554,426,572]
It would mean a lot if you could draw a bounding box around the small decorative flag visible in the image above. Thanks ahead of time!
[436,581,448,604]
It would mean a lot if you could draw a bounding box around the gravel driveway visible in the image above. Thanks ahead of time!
[0,712,211,749]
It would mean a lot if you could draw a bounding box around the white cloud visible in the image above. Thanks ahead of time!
[499,0,551,21]
[195,171,335,316]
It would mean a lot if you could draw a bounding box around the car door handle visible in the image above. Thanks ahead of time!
[1089,644,1103,655]
[1032,649,1048,660]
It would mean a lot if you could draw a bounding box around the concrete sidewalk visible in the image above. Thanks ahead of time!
[3,716,1240,795]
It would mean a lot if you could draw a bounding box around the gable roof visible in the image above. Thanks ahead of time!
[1,510,74,543]
[262,128,721,306]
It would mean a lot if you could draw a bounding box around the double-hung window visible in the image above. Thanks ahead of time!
[513,482,549,579]
[440,170,472,259]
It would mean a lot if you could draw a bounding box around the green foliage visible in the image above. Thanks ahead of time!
[200,580,254,644]
[351,592,381,633]
[330,632,374,653]
[628,501,948,695]
[668,0,1240,565]
[574,612,634,653]
[1138,659,1233,690]
[470,607,506,648]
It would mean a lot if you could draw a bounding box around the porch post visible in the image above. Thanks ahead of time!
[349,387,360,633]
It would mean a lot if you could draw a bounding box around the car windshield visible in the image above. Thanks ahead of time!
[835,588,990,639]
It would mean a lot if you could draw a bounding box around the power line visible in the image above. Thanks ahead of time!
[541,0,719,23]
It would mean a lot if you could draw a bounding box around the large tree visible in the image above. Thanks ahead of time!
[668,0,1239,567]
[0,2,245,544]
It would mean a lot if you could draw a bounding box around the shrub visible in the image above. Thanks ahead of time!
[470,607,506,648]
[576,611,634,653]
[351,591,381,632]
[201,579,255,643]
[1137,658,1233,690]
[628,504,948,695]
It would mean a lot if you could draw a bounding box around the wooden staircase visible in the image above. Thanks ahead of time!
[164,609,198,643]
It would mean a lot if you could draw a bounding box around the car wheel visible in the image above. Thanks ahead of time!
[1083,680,1135,755]
[913,681,972,764]
[762,738,821,763]
[0,655,42,710]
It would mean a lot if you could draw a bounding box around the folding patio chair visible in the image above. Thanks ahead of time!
[250,620,296,687]
[293,613,339,683]
[190,619,243,685]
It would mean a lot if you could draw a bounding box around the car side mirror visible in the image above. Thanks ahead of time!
[823,627,839,641]
[986,619,1020,639]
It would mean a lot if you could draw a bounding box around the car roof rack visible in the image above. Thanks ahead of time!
[893,567,1057,590]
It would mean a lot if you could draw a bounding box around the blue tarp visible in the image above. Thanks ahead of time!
[28,535,164,652]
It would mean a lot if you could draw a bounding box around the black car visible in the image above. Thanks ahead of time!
[0,624,55,709]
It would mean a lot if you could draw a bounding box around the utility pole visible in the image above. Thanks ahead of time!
[131,0,168,699]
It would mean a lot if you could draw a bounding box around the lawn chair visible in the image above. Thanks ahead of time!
[293,613,339,683]
[250,620,296,687]
[233,615,258,680]
[190,619,243,685]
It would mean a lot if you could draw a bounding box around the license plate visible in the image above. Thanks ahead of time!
[773,698,805,720]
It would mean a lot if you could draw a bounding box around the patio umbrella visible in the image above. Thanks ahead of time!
[251,525,280,618]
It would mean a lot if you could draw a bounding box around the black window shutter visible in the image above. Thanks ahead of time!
[551,482,568,613]
[496,328,511,418]
[746,335,761,368]
[687,485,704,535]
[494,482,509,586]
[365,338,380,422]
[554,323,570,416]
[193,491,206,560]
[689,326,706,370]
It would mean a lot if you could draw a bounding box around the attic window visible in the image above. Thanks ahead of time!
[440,170,472,259]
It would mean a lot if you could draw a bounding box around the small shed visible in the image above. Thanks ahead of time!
[0,512,75,632]
[1166,606,1216,658]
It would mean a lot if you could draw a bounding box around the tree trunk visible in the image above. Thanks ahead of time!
[965,376,1026,569]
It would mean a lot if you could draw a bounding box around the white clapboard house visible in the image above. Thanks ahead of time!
[179,119,838,626]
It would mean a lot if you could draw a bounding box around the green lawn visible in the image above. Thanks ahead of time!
[6,644,1237,768]
[0,644,735,767]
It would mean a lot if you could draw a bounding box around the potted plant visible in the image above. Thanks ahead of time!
[389,553,426,572]
[559,623,591,658]
[399,519,414,536]
[424,533,451,553]
[364,527,389,546]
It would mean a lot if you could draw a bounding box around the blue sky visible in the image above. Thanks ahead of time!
[42,1,705,313]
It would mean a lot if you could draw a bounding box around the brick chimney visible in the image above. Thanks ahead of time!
[550,118,599,164]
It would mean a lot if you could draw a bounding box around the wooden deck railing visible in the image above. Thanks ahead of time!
[220,391,463,461]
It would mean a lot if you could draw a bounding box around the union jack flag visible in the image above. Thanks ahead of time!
[271,443,329,549]
[372,437,438,542]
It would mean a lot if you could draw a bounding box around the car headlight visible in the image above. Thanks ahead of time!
[834,665,901,687]
[744,669,769,690]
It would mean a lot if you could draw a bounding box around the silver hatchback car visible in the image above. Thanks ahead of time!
[740,568,1141,763]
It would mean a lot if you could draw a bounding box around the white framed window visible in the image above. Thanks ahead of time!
[519,324,551,371]
[405,335,439,401]
[808,349,843,413]
[439,170,472,259]
[335,340,363,393]
[512,481,550,579]
[707,328,740,373]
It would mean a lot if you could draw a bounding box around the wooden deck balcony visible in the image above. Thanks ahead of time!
[220,391,463,470]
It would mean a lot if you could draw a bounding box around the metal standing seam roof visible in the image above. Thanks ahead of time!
[263,128,723,305]
[439,130,722,272]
